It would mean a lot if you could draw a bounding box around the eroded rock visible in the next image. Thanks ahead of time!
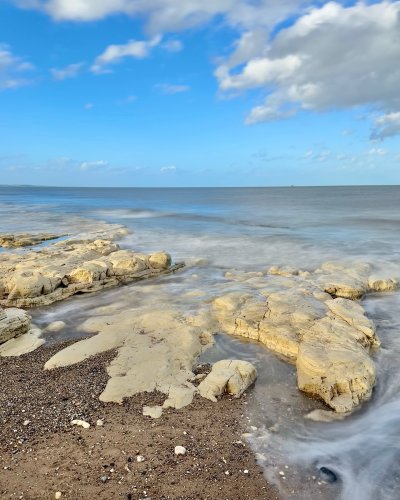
[198,360,257,402]
[0,225,181,308]
[44,310,206,412]
[212,265,391,413]
[0,233,63,248]
[0,307,31,344]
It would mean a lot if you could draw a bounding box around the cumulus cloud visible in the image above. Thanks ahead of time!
[155,83,190,94]
[371,112,400,140]
[51,62,84,80]
[0,44,34,90]
[91,36,161,73]
[12,1,400,139]
[216,1,400,133]
[14,0,309,31]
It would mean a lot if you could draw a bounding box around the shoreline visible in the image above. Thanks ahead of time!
[0,341,279,500]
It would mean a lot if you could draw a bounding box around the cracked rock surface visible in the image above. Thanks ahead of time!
[212,262,397,413]
[0,224,180,308]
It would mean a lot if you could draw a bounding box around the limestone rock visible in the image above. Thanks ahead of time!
[0,224,183,308]
[0,307,31,344]
[143,406,163,419]
[174,446,187,456]
[45,310,206,408]
[71,419,90,429]
[163,384,197,410]
[198,360,257,402]
[148,252,172,270]
[213,270,384,413]
[0,327,44,356]
[6,271,60,299]
[0,233,62,248]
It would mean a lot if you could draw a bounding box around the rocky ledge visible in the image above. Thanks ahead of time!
[0,233,63,248]
[0,225,182,308]
[213,262,398,413]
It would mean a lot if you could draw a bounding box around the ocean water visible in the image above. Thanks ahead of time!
[1,185,400,499]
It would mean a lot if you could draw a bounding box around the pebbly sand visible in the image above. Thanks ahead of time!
[0,341,279,500]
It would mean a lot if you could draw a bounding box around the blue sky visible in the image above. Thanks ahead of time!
[1,0,400,187]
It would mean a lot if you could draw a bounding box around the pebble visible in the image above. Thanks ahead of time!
[136,455,145,462]
[225,471,230,476]
[319,466,338,483]
[71,419,90,429]
[174,446,187,456]
[23,420,30,426]
[96,419,104,426]
[100,476,109,483]
[279,471,285,476]
[244,470,249,474]
[55,492,62,499]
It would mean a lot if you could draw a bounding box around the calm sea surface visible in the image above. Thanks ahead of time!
[1,185,400,499]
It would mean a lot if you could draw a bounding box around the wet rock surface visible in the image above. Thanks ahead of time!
[0,233,63,248]
[213,262,398,413]
[0,224,182,308]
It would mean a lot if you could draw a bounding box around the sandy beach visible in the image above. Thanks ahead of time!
[0,341,278,500]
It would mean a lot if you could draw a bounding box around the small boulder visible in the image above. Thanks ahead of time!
[198,360,257,402]
[0,308,31,344]
[148,252,171,270]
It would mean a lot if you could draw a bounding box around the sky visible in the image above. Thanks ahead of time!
[0,0,400,187]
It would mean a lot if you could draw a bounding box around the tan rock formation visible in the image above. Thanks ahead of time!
[198,360,257,402]
[212,269,385,413]
[0,307,31,344]
[0,225,182,308]
[0,233,63,248]
[44,310,209,413]
[313,261,398,299]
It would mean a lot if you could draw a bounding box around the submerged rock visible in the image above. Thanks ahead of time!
[198,360,257,402]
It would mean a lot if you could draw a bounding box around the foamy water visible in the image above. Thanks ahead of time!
[1,185,400,499]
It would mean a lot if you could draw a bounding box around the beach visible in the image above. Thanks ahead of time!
[1,186,400,499]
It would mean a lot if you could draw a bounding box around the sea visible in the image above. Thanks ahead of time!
[1,185,400,500]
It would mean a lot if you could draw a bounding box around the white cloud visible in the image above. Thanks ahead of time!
[51,62,84,80]
[80,160,109,171]
[14,0,309,31]
[0,44,34,90]
[371,112,400,140]
[162,40,183,52]
[160,165,176,173]
[91,36,161,74]
[368,147,387,156]
[216,2,400,134]
[155,83,190,94]
[12,1,400,140]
